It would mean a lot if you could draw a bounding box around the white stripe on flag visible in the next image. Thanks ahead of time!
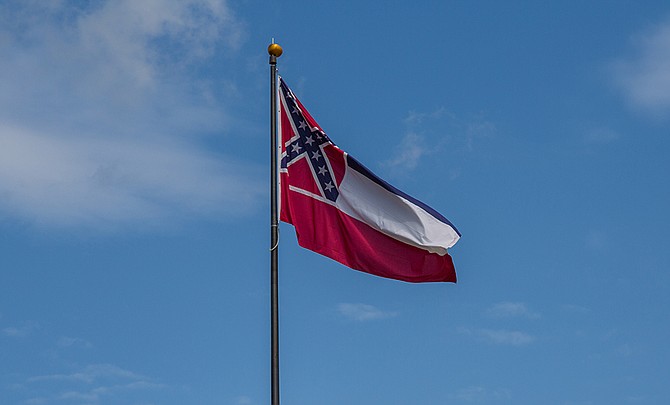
[335,163,460,256]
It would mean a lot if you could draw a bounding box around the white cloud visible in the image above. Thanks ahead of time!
[583,127,620,145]
[585,229,608,250]
[616,343,633,357]
[29,363,148,384]
[0,123,262,227]
[479,329,535,345]
[625,395,649,403]
[486,302,541,319]
[459,327,535,346]
[25,363,164,404]
[561,304,591,314]
[0,1,260,228]
[612,17,670,116]
[336,303,398,322]
[57,336,93,349]
[480,329,534,345]
[384,108,449,171]
[235,395,254,404]
[383,132,429,170]
[463,120,496,151]
[2,321,40,338]
[403,108,450,126]
[384,108,495,173]
[0,0,243,123]
[456,386,488,402]
[452,385,512,403]
[59,390,99,402]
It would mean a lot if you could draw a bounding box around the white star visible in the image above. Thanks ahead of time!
[298,121,308,130]
[324,182,335,192]
[311,150,322,160]
[291,106,300,115]
[305,136,315,146]
[291,143,302,153]
[318,165,328,175]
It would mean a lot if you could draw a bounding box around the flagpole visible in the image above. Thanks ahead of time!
[268,41,283,405]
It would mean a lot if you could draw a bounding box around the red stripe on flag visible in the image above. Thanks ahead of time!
[281,188,457,283]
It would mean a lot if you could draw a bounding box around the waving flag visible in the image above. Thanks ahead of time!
[278,77,461,282]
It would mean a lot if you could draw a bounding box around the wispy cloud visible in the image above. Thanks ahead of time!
[612,17,670,117]
[2,321,40,338]
[616,343,633,357]
[57,336,93,349]
[459,327,535,346]
[384,107,495,173]
[451,385,512,403]
[0,124,262,228]
[336,303,398,322]
[584,229,608,250]
[235,395,254,404]
[583,127,621,145]
[478,329,535,345]
[0,1,261,228]
[561,304,591,314]
[383,108,447,172]
[383,132,430,170]
[24,363,164,404]
[28,363,148,384]
[403,108,450,126]
[485,302,541,319]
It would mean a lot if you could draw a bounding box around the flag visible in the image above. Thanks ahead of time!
[278,77,461,283]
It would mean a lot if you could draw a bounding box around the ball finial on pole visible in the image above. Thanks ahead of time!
[268,43,283,58]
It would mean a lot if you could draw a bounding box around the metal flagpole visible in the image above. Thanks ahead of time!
[268,41,283,405]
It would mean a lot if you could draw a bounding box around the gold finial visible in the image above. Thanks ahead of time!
[268,43,283,57]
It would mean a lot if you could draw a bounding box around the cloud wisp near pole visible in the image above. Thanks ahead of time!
[268,41,282,405]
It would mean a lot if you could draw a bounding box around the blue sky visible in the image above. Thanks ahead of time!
[1,1,669,404]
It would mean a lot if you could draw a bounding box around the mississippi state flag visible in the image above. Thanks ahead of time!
[278,77,461,283]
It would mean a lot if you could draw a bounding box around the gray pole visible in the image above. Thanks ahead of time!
[268,42,282,405]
